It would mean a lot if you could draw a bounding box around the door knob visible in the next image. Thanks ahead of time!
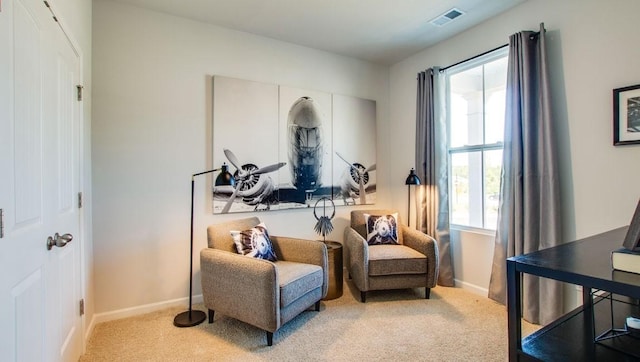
[46,233,73,250]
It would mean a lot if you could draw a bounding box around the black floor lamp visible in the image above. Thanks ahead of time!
[405,168,421,227]
[174,163,235,328]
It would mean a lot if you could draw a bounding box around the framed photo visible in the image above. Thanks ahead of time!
[211,76,377,214]
[613,84,640,145]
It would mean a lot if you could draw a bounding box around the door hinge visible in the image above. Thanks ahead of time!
[76,85,83,101]
[79,299,85,316]
[78,192,83,209]
[0,209,4,238]
[43,1,57,22]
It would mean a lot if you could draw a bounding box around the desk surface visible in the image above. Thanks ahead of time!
[508,226,640,298]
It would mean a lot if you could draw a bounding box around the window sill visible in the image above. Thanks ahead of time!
[450,224,496,237]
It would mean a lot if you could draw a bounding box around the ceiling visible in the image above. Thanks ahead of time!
[106,0,526,65]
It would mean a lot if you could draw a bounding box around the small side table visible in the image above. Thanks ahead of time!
[322,241,343,300]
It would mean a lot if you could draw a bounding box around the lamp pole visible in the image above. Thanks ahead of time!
[407,185,412,227]
[174,165,234,327]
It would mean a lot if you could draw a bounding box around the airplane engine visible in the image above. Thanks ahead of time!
[288,96,324,192]
[340,162,369,200]
[232,164,271,205]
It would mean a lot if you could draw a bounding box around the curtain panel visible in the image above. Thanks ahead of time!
[416,67,454,287]
[487,23,563,325]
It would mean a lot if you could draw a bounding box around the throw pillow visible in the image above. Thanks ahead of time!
[364,213,399,245]
[230,222,278,261]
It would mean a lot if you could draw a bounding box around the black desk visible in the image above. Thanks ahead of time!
[507,226,640,361]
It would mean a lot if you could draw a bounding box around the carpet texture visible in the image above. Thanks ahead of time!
[81,283,538,361]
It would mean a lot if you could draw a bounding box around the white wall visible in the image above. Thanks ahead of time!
[92,0,390,316]
[390,0,640,297]
[51,0,94,341]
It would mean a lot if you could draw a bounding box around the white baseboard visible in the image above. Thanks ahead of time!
[90,294,204,326]
[454,279,489,297]
[84,315,95,349]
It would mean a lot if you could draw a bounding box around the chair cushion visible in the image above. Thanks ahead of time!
[368,245,427,276]
[275,261,324,308]
[230,222,278,261]
[364,213,399,245]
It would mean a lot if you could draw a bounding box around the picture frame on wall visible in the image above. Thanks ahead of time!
[211,76,377,214]
[613,84,640,146]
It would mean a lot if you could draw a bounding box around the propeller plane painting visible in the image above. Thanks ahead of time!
[212,76,376,214]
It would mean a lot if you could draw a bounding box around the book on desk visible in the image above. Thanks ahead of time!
[612,199,640,274]
[612,248,640,274]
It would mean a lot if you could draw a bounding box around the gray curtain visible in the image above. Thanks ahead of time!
[487,23,563,325]
[416,67,454,286]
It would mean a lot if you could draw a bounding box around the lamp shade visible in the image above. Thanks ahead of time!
[405,168,421,185]
[215,163,235,186]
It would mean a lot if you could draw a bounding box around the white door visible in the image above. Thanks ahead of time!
[0,0,83,361]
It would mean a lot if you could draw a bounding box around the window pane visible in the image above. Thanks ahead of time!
[483,149,502,229]
[446,48,507,230]
[451,151,483,228]
[484,57,508,144]
[450,66,483,147]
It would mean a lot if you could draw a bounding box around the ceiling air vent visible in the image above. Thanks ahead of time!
[429,7,465,27]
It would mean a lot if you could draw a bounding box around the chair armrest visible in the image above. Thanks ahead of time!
[401,225,439,288]
[200,248,280,332]
[344,226,369,291]
[271,236,327,267]
[271,236,329,297]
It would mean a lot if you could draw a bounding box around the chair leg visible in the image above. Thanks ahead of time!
[315,300,321,311]
[360,291,366,303]
[266,331,273,346]
[425,288,431,299]
[208,309,215,323]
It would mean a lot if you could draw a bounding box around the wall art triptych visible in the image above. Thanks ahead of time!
[212,76,377,214]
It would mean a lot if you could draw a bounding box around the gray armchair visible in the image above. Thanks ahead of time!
[344,209,439,302]
[200,217,328,346]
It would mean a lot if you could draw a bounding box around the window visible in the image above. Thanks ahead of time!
[446,48,508,230]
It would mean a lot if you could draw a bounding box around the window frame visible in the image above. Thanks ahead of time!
[444,47,509,231]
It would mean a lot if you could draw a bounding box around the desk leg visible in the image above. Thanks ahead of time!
[507,260,522,361]
[582,286,592,309]
[582,286,595,344]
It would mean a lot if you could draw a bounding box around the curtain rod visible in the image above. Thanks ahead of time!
[439,29,542,72]
[439,43,507,72]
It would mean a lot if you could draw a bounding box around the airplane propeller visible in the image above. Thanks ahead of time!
[223,148,242,173]
[221,148,286,213]
[335,152,376,205]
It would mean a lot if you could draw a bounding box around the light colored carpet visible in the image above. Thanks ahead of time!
[81,283,538,361]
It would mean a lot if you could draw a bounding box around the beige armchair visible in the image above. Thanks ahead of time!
[344,209,439,302]
[200,217,328,346]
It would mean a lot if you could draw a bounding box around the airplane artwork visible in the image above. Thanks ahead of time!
[213,148,376,213]
[212,76,376,214]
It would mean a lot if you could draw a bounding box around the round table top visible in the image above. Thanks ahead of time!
[321,240,342,249]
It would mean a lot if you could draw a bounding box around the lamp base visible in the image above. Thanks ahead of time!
[173,310,206,328]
